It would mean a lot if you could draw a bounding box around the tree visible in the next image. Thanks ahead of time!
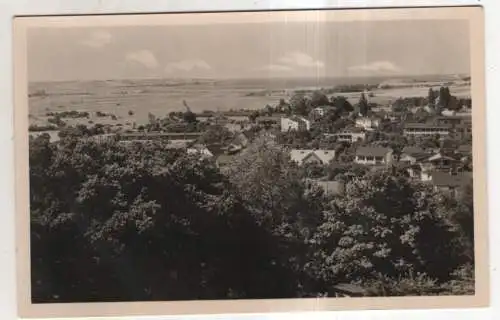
[183,111,197,124]
[414,108,430,123]
[305,171,465,289]
[248,110,259,123]
[331,96,354,113]
[290,94,309,116]
[428,88,437,108]
[310,91,330,108]
[391,98,408,113]
[58,125,91,139]
[225,134,328,294]
[277,98,290,113]
[29,137,302,302]
[438,86,452,109]
[358,93,369,116]
[264,104,274,116]
[198,124,234,145]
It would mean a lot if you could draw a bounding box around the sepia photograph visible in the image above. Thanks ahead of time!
[13,6,488,318]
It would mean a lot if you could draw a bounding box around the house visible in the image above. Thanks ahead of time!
[456,144,472,156]
[290,149,336,166]
[435,115,472,127]
[281,116,311,132]
[311,106,330,118]
[324,130,366,143]
[429,171,472,198]
[399,153,427,165]
[187,145,214,159]
[187,143,225,159]
[355,117,381,131]
[398,146,429,165]
[86,133,116,144]
[450,123,473,140]
[387,112,406,122]
[404,163,424,180]
[401,146,427,155]
[29,130,62,143]
[403,123,451,138]
[354,147,393,166]
[425,152,460,170]
[256,116,281,127]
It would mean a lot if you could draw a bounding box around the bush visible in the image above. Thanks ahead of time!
[28,132,475,301]
[305,171,466,285]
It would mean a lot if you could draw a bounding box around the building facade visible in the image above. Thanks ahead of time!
[354,147,393,165]
[281,117,311,132]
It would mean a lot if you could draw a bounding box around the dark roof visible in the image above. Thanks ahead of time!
[205,144,226,157]
[436,115,472,121]
[404,123,451,129]
[401,152,429,161]
[457,145,473,154]
[431,172,472,187]
[402,146,425,155]
[355,146,392,157]
[257,116,280,122]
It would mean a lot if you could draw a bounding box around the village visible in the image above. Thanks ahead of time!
[30,84,473,200]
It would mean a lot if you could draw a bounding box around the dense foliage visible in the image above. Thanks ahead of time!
[29,132,475,302]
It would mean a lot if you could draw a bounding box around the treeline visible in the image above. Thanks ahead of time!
[46,111,90,118]
[391,87,472,113]
[29,134,474,302]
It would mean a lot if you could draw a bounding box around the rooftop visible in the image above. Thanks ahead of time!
[402,146,426,155]
[431,172,472,187]
[404,123,452,129]
[355,146,392,157]
[290,149,336,164]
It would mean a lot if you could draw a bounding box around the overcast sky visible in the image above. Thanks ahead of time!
[27,19,470,82]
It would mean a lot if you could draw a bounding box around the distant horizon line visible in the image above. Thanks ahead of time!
[29,73,471,84]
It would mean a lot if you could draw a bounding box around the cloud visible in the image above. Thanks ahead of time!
[348,61,402,74]
[164,59,212,74]
[80,31,112,48]
[125,50,159,69]
[277,52,325,68]
[257,52,324,72]
[258,64,293,72]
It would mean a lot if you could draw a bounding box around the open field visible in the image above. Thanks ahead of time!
[28,76,471,128]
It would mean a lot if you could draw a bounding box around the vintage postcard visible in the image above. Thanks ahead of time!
[13,6,488,318]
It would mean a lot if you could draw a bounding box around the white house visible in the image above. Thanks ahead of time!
[311,106,329,118]
[290,149,336,166]
[403,123,451,138]
[354,146,393,166]
[187,144,215,159]
[355,117,381,130]
[281,116,311,132]
[325,130,366,143]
